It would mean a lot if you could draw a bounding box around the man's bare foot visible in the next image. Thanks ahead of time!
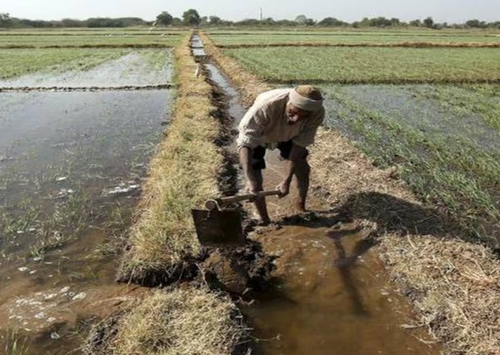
[294,200,307,213]
[258,217,272,226]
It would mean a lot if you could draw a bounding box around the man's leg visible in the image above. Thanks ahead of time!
[277,140,310,212]
[241,146,271,224]
[294,158,310,212]
[252,168,271,224]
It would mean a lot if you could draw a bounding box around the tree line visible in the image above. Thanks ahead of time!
[1,10,499,29]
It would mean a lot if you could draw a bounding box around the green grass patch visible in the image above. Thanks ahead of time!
[223,46,500,83]
[0,48,133,79]
[321,84,500,245]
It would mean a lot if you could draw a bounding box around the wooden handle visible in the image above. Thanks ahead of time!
[218,190,280,204]
[205,190,280,210]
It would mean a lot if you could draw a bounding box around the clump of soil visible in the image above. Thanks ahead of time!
[116,239,275,295]
[202,241,276,294]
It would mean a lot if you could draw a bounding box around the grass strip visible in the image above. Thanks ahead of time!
[202,30,500,355]
[117,34,223,284]
[0,44,173,49]
[218,42,500,48]
[84,288,248,355]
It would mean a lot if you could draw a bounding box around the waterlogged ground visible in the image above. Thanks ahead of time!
[0,52,172,353]
[320,84,500,245]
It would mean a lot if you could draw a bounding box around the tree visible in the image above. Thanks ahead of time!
[465,19,487,28]
[209,15,222,25]
[0,13,12,27]
[60,18,85,27]
[182,9,201,27]
[156,11,173,26]
[390,18,401,26]
[423,17,434,28]
[295,14,307,25]
[318,17,346,27]
[409,19,421,27]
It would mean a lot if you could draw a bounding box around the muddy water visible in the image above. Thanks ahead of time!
[204,55,440,354]
[0,56,171,353]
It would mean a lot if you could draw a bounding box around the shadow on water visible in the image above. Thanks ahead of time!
[335,191,458,238]
[279,190,455,239]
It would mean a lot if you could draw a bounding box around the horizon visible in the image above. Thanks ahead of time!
[2,0,500,24]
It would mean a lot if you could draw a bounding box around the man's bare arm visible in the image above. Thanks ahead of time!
[239,147,260,193]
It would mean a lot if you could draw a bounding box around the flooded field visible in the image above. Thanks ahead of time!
[0,51,172,353]
[320,84,500,245]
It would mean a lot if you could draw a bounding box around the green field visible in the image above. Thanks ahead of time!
[0,33,183,47]
[209,31,500,46]
[223,47,500,83]
[0,48,133,78]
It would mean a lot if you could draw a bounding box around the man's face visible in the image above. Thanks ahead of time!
[286,103,311,125]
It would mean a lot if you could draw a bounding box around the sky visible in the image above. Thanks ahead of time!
[2,0,499,23]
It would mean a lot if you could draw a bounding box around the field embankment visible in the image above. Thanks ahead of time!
[200,30,500,355]
[83,33,253,355]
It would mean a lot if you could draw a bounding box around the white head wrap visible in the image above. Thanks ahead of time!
[289,87,324,112]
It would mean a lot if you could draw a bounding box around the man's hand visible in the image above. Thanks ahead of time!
[276,180,291,198]
[245,180,260,201]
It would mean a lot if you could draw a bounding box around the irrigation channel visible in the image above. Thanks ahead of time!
[0,49,172,354]
[195,35,441,354]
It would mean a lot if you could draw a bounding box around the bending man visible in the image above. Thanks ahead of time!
[237,85,325,224]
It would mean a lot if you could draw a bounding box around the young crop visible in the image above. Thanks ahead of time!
[224,47,500,84]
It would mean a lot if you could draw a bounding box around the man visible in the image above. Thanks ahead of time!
[237,85,325,224]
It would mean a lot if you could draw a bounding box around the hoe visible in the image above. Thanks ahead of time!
[191,190,280,247]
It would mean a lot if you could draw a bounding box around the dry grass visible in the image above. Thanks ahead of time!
[202,31,500,355]
[114,287,248,355]
[217,42,500,49]
[118,34,224,283]
[0,44,172,49]
[85,287,248,355]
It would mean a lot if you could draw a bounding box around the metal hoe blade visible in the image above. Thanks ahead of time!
[191,209,245,247]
